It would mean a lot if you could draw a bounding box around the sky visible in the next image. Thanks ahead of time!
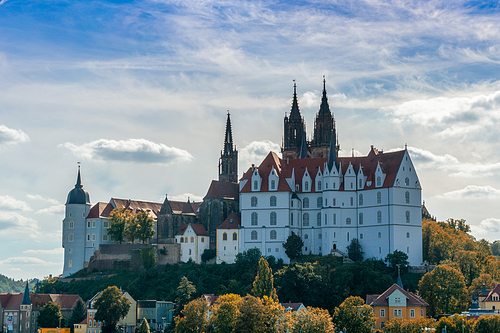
[0,0,500,280]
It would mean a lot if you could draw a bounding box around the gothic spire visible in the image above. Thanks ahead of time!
[290,80,301,120]
[327,129,338,171]
[318,76,331,117]
[224,111,234,155]
[21,281,31,305]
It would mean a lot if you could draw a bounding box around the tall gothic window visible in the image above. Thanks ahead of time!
[223,232,227,241]
[270,212,277,225]
[251,212,258,225]
[303,213,309,226]
[405,177,410,186]
[270,196,277,207]
[359,194,363,206]
[377,192,381,204]
[251,231,257,240]
[318,181,322,191]
[377,211,382,223]
[359,213,363,225]
[346,217,351,225]
[232,232,237,241]
[251,196,258,207]
[377,176,381,187]
[303,197,309,208]
[253,181,258,190]
[270,230,277,240]
[317,197,322,208]
[406,211,410,223]
[317,213,321,226]
[405,191,410,204]
[305,181,309,191]
[271,180,276,190]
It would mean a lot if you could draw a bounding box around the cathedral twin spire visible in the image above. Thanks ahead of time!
[219,112,238,183]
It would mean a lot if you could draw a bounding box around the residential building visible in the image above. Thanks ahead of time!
[136,301,175,331]
[216,212,240,264]
[175,223,210,263]
[87,291,136,333]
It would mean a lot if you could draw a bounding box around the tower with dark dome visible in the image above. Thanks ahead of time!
[62,165,91,277]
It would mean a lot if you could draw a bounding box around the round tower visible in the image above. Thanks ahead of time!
[62,165,91,277]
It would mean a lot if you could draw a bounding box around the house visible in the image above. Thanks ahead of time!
[280,302,305,312]
[175,223,210,263]
[480,284,500,312]
[367,282,428,330]
[73,318,87,333]
[136,300,175,331]
[216,212,240,264]
[87,290,136,333]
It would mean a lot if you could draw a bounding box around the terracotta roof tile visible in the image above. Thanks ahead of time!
[369,284,428,307]
[204,180,239,200]
[176,223,209,236]
[217,212,240,229]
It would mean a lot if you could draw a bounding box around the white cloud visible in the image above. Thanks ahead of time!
[23,248,64,255]
[438,185,500,200]
[59,138,194,165]
[0,0,8,6]
[470,218,500,241]
[0,195,31,211]
[300,91,319,109]
[26,194,60,205]
[0,257,58,266]
[0,125,29,146]
[239,140,281,168]
[0,211,40,236]
[167,193,204,202]
[36,204,65,215]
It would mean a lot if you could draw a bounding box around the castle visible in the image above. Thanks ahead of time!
[62,79,423,276]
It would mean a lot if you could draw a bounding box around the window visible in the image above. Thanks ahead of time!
[347,232,350,242]
[406,211,410,223]
[190,236,194,243]
[251,196,258,207]
[318,233,322,239]
[318,181,322,190]
[87,234,90,241]
[271,180,276,190]
[395,297,401,303]
[350,183,353,189]
[405,177,410,186]
[68,248,72,254]
[92,220,96,228]
[69,212,72,218]
[232,232,237,241]
[251,231,257,240]
[303,213,309,226]
[360,233,363,239]
[378,232,381,238]
[87,221,91,228]
[291,213,294,225]
[359,179,362,188]
[350,197,353,206]
[189,249,192,255]
[103,221,108,228]
[325,198,328,206]
[407,232,410,238]
[223,232,227,241]
[410,309,415,318]
[333,213,337,225]
[103,234,108,241]
[270,196,277,207]
[185,237,188,243]
[377,211,382,223]
[359,194,363,205]
[377,176,381,187]
[346,217,351,225]
[380,309,385,317]
[68,259,72,267]
[303,197,309,208]
[68,234,74,242]
[253,181,258,190]
[377,192,381,204]
[394,309,402,317]
[69,221,74,229]
[333,198,336,206]
[359,213,363,225]
[317,213,321,226]
[201,237,205,242]
[251,212,258,225]
[405,191,410,204]
[320,214,325,226]
[270,212,277,225]
[305,181,309,191]
[180,237,184,243]
[421,309,424,317]
[92,234,96,241]
[326,182,328,189]
[304,234,308,239]
[317,197,322,208]
[270,230,277,240]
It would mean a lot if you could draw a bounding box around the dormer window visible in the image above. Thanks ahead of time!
[253,181,258,190]
[377,176,381,187]
[318,181,322,191]
[271,180,276,190]
[405,177,410,186]
[305,181,309,191]
[359,179,362,188]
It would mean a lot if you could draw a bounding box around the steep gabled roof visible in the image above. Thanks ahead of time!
[111,198,163,218]
[176,223,209,236]
[369,284,429,307]
[204,180,239,200]
[484,284,500,302]
[87,202,110,218]
[217,212,240,230]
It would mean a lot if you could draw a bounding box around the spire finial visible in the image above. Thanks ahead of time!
[75,162,82,188]
[323,75,326,88]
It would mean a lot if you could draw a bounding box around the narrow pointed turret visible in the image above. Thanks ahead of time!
[290,81,301,120]
[282,80,305,160]
[21,281,31,305]
[219,112,238,183]
[299,131,308,159]
[327,129,338,171]
[396,265,404,289]
[311,76,335,158]
[66,165,90,205]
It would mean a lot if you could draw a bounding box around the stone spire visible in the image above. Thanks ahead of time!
[327,129,338,171]
[224,111,234,155]
[21,281,31,305]
[299,131,308,159]
[282,80,305,160]
[219,112,238,183]
[311,76,335,158]
[290,81,301,120]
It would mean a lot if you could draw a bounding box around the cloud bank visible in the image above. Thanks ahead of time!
[0,125,29,146]
[0,195,31,211]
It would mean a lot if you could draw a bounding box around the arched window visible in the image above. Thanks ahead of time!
[304,234,308,240]
[251,212,258,226]
[303,197,309,208]
[189,249,192,255]
[201,237,205,243]
[251,231,257,240]
[318,181,322,191]
[270,230,277,240]
[377,192,381,204]
[180,237,184,243]
[378,232,381,238]
[317,213,321,226]
[253,181,258,190]
[223,232,227,241]
[232,232,237,241]
[317,197,322,208]
[345,217,351,225]
[406,211,410,223]
[271,180,276,190]
[305,181,309,191]
[270,212,277,225]
[270,196,277,207]
[359,194,363,205]
[406,232,410,238]
[405,191,410,204]
[190,237,194,243]
[359,213,363,225]
[303,213,310,226]
[405,177,410,186]
[251,196,258,207]
[377,176,381,187]
[377,211,382,223]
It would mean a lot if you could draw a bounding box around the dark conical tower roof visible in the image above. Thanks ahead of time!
[290,81,301,120]
[299,131,308,159]
[66,166,91,205]
[21,281,31,305]
[224,112,234,155]
[327,129,338,171]
[318,77,332,117]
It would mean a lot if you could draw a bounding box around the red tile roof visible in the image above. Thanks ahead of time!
[484,284,500,302]
[0,293,82,310]
[204,180,239,200]
[87,202,110,218]
[176,223,209,236]
[217,212,240,230]
[369,284,429,307]
[240,147,406,193]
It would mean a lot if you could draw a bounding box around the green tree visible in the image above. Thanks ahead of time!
[282,233,303,262]
[108,208,131,244]
[124,216,139,243]
[418,264,468,317]
[68,299,87,329]
[474,315,500,333]
[436,315,475,333]
[347,238,363,262]
[37,301,65,328]
[274,263,324,309]
[140,248,156,270]
[209,293,242,333]
[138,318,150,333]
[94,286,131,333]
[233,295,267,333]
[385,250,409,269]
[332,296,375,333]
[175,276,196,307]
[452,250,479,286]
[291,306,335,333]
[174,298,208,333]
[136,211,156,243]
[251,257,278,302]
[201,249,216,263]
[468,273,497,296]
[491,240,500,256]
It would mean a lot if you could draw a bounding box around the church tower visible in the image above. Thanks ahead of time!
[311,77,335,158]
[20,281,32,333]
[282,81,305,160]
[219,112,238,183]
[62,165,91,277]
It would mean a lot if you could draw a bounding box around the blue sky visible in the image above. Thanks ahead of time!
[1,0,500,280]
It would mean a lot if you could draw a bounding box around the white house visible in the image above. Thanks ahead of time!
[175,223,210,263]
[216,212,240,264]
